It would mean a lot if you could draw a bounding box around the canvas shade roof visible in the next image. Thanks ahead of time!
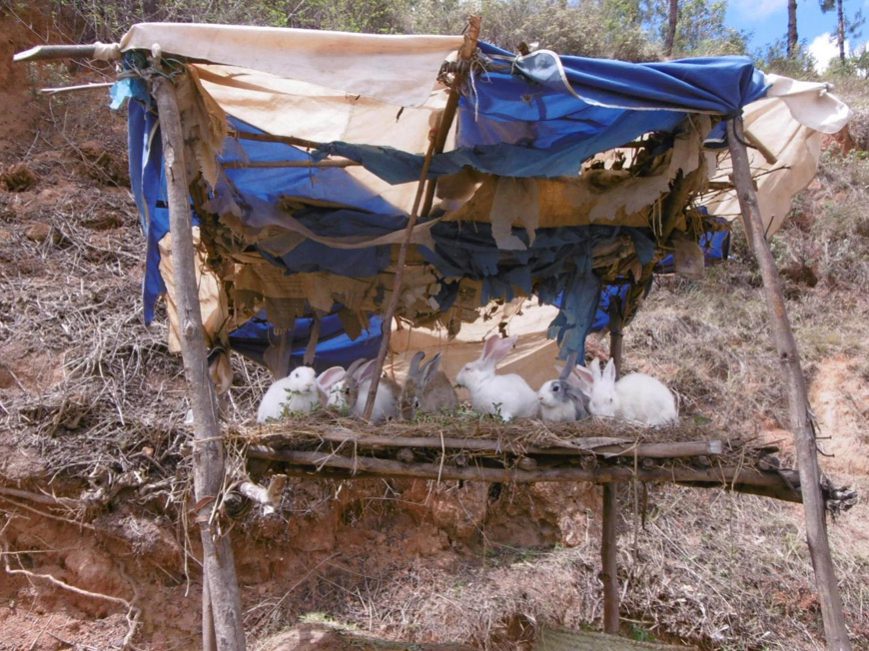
[117,22,850,372]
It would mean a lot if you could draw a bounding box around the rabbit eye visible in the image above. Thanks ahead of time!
[413,398,420,408]
[552,384,560,392]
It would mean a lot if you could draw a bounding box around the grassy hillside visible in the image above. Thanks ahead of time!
[0,11,867,651]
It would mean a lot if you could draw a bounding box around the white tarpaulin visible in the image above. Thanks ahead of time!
[191,63,452,213]
[120,22,463,107]
[704,76,850,235]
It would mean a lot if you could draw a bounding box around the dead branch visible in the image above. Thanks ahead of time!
[2,547,140,649]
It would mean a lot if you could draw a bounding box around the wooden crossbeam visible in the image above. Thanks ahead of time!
[256,431,724,458]
[246,445,806,502]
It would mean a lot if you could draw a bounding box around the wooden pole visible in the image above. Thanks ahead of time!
[203,578,217,651]
[601,484,620,634]
[151,75,246,651]
[727,118,850,651]
[601,310,624,634]
[257,431,725,458]
[419,16,482,217]
[608,297,624,376]
[303,311,322,366]
[221,159,358,169]
[14,43,119,62]
[247,447,810,501]
[361,16,481,420]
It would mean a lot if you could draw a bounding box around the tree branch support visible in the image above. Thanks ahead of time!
[727,117,850,651]
[152,74,246,651]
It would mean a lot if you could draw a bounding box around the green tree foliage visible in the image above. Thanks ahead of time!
[818,0,864,65]
[283,0,414,32]
[670,0,746,55]
[51,0,748,61]
[756,38,818,77]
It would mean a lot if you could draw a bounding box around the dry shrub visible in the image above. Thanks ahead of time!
[0,162,39,191]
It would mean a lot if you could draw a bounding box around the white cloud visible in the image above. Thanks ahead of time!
[732,0,787,20]
[809,33,845,73]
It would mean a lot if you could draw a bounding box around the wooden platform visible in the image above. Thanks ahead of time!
[239,414,857,508]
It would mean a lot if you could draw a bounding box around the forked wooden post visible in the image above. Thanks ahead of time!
[727,118,850,650]
[151,75,246,651]
[601,311,624,634]
[361,16,481,419]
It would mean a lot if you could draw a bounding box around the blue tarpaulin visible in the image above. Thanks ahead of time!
[121,40,756,366]
[314,46,767,182]
[229,313,383,372]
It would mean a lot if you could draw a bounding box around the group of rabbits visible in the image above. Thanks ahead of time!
[257,335,678,427]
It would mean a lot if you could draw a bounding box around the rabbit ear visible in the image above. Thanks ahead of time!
[481,335,500,360]
[344,358,367,386]
[420,353,442,385]
[316,366,345,392]
[355,359,382,384]
[408,351,425,380]
[562,382,582,401]
[603,358,617,383]
[569,365,594,398]
[590,358,602,381]
[487,336,517,363]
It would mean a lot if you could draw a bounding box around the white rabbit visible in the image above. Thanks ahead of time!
[256,365,320,423]
[455,335,539,421]
[347,358,400,423]
[538,367,590,423]
[316,365,349,410]
[576,358,678,427]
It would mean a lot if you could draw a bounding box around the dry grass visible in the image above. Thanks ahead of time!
[1,89,868,651]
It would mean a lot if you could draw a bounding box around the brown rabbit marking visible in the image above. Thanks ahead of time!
[400,351,458,419]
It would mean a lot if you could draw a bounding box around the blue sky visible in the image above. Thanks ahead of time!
[726,0,869,69]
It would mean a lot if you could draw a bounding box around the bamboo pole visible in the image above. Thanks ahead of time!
[361,17,481,420]
[151,75,246,651]
[727,118,850,651]
[14,43,119,62]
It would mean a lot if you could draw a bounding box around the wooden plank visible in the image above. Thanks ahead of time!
[727,118,850,650]
[152,75,246,651]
